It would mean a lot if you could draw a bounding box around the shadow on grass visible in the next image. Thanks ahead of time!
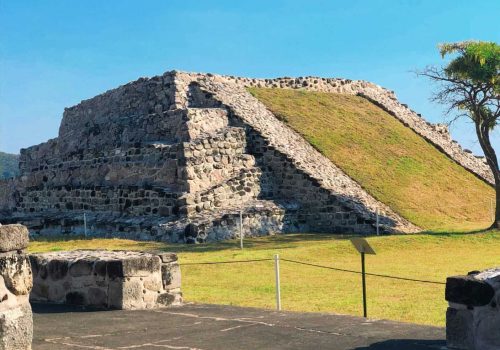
[420,227,497,237]
[29,229,499,255]
[29,232,357,254]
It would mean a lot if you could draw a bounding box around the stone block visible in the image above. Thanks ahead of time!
[30,250,181,310]
[446,268,500,350]
[155,252,178,263]
[161,263,181,290]
[0,225,29,253]
[87,287,107,308]
[0,224,32,349]
[123,255,161,277]
[0,304,32,350]
[47,259,69,281]
[0,255,32,296]
[69,259,94,277]
[446,307,474,350]
[446,275,495,306]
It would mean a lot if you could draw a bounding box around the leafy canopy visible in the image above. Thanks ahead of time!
[440,41,500,93]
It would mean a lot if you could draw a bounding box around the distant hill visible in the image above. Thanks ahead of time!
[0,152,20,179]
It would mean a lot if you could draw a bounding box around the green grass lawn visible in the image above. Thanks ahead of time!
[248,88,495,232]
[29,230,500,326]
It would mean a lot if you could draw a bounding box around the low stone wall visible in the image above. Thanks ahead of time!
[0,224,33,350]
[446,268,500,350]
[30,250,181,310]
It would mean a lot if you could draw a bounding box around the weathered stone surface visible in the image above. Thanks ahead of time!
[0,303,32,350]
[446,307,474,350]
[69,259,93,277]
[3,70,490,242]
[0,224,32,350]
[446,275,495,306]
[47,260,69,281]
[446,267,500,350]
[30,250,181,310]
[0,225,29,252]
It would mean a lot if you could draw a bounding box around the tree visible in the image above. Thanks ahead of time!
[420,41,500,229]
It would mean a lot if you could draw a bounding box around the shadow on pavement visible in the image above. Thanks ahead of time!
[352,338,446,350]
[31,302,110,314]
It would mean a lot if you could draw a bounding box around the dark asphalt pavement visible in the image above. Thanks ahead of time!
[32,303,446,350]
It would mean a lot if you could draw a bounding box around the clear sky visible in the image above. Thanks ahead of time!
[1,0,499,155]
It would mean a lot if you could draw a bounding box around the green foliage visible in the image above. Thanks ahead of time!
[440,41,500,90]
[249,88,495,231]
[0,152,20,179]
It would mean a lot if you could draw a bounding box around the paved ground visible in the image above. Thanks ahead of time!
[33,303,446,350]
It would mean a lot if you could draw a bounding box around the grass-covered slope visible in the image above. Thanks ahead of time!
[0,151,19,179]
[248,88,494,231]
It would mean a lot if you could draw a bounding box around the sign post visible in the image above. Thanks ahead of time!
[83,213,87,238]
[239,210,243,249]
[350,238,376,318]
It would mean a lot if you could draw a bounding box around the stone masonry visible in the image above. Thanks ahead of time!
[30,250,181,310]
[446,268,500,350]
[1,70,490,242]
[0,224,33,350]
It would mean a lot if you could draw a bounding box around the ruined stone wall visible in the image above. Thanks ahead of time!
[30,250,181,310]
[20,143,181,189]
[0,180,17,214]
[180,127,252,193]
[446,268,500,350]
[56,74,178,156]
[181,75,418,233]
[16,185,178,217]
[0,224,33,350]
[4,70,489,241]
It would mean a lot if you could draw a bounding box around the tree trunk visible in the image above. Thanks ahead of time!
[475,122,500,229]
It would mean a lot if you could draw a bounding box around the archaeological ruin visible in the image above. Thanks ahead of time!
[0,224,33,350]
[446,268,500,350]
[30,250,181,309]
[0,71,493,242]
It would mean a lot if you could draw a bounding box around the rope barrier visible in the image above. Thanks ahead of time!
[180,257,446,285]
[281,258,446,285]
[180,258,273,266]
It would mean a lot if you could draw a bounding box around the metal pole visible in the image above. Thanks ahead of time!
[361,252,367,318]
[274,254,281,311]
[83,213,87,238]
[376,208,380,236]
[491,198,495,223]
[239,210,243,249]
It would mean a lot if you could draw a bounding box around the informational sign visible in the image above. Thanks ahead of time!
[350,238,376,255]
[350,237,376,318]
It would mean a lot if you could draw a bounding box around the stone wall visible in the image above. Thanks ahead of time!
[30,250,181,310]
[56,74,178,156]
[446,268,500,350]
[3,69,489,242]
[181,75,418,233]
[0,224,33,350]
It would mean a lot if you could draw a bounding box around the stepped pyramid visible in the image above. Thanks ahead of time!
[0,71,492,242]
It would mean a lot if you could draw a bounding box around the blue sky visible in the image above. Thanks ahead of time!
[1,0,499,154]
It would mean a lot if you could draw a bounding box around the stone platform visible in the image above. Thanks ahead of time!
[30,250,181,310]
[32,303,445,350]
